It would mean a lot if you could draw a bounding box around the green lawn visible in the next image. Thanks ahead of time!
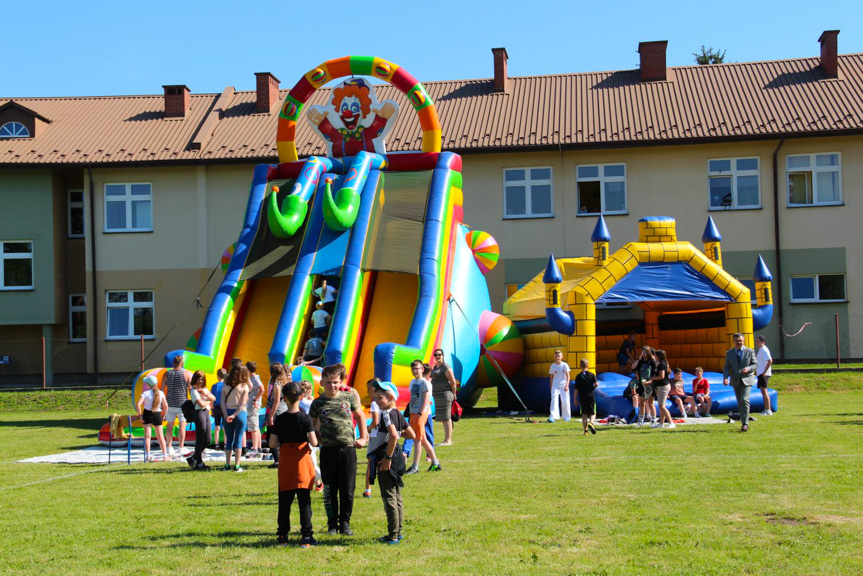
[1,377,862,575]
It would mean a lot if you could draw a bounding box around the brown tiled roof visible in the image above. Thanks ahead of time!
[3,54,863,166]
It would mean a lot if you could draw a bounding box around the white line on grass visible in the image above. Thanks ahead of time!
[0,465,122,491]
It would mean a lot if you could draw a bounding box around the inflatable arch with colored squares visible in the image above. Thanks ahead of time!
[114,55,523,442]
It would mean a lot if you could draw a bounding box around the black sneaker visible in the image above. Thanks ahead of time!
[300,536,317,548]
[340,523,353,536]
[186,456,196,469]
[268,463,278,469]
[218,443,225,451]
[277,534,288,547]
[196,464,211,471]
[588,423,596,435]
[327,526,338,536]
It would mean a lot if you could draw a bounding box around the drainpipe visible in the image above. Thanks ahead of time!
[88,167,100,382]
[772,137,785,360]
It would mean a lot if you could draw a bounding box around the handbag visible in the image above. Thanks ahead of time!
[451,399,463,422]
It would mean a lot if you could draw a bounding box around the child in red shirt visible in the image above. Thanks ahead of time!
[692,367,711,417]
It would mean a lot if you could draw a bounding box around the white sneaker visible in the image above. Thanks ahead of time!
[547,417,555,423]
[650,422,662,428]
[667,423,676,429]
[761,410,773,416]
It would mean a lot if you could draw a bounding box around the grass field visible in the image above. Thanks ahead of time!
[1,375,862,575]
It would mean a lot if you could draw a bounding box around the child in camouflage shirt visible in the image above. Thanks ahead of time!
[308,363,368,537]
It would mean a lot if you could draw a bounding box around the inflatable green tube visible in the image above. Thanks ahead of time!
[322,178,361,232]
[267,186,309,238]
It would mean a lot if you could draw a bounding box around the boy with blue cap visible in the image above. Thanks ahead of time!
[368,381,416,544]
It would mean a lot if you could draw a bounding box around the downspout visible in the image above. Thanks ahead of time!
[88,167,100,382]
[772,137,785,360]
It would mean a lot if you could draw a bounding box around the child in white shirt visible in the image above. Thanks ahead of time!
[548,350,572,423]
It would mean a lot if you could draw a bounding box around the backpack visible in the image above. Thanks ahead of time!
[181,399,196,422]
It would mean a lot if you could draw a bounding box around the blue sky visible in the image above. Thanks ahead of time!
[4,0,862,97]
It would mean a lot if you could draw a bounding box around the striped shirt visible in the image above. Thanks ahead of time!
[164,369,188,408]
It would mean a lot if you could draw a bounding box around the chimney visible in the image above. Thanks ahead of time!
[638,40,668,82]
[818,30,840,79]
[492,47,509,93]
[255,72,281,113]
[163,85,190,118]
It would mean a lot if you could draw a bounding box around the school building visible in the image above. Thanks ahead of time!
[1,29,861,383]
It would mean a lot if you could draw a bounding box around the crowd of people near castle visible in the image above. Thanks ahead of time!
[547,330,774,432]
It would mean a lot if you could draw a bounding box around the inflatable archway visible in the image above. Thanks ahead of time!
[277,56,442,163]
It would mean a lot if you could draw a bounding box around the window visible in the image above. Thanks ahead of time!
[69,294,87,342]
[104,183,152,232]
[0,122,30,138]
[503,167,553,218]
[68,190,85,238]
[106,290,154,339]
[708,158,760,209]
[790,274,846,303]
[0,241,33,290]
[787,153,842,206]
[576,164,627,215]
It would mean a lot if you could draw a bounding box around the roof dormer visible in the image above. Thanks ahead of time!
[0,101,51,139]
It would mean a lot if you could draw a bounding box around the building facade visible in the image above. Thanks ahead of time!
[1,31,860,383]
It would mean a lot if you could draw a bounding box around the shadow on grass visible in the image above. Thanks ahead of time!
[0,417,106,432]
[834,421,863,426]
[113,529,348,550]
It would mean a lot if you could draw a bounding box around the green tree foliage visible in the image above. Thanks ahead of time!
[693,45,727,65]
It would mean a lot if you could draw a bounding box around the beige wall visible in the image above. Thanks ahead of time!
[85,268,214,374]
[87,166,249,273]
[459,136,861,317]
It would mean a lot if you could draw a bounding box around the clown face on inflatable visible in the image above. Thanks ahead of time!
[306,78,399,158]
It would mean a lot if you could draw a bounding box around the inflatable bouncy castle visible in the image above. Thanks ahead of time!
[502,215,778,418]
[100,56,517,445]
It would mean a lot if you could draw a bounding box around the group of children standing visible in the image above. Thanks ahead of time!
[547,335,716,433]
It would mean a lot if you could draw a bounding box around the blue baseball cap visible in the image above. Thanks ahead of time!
[373,381,398,400]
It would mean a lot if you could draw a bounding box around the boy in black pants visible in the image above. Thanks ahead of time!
[309,363,368,536]
[574,358,599,436]
[369,381,416,544]
[269,381,318,547]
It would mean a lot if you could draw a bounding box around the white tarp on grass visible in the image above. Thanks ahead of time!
[18,447,240,465]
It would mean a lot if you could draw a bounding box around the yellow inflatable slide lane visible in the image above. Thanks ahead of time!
[351,271,418,404]
[229,276,293,387]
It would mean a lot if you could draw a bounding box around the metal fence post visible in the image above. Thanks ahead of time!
[835,313,841,368]
[140,334,145,372]
[41,337,46,389]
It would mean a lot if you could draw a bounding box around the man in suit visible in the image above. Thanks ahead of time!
[723,332,758,431]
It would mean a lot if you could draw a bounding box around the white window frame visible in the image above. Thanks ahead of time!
[503,167,554,219]
[576,163,628,216]
[707,157,761,210]
[69,294,87,342]
[789,274,847,303]
[106,290,155,340]
[0,121,30,138]
[103,182,153,233]
[68,189,85,238]
[0,240,34,290]
[786,153,842,207]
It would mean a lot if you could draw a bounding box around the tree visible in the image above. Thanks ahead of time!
[693,46,726,65]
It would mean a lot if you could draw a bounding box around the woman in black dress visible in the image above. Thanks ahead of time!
[430,349,459,446]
